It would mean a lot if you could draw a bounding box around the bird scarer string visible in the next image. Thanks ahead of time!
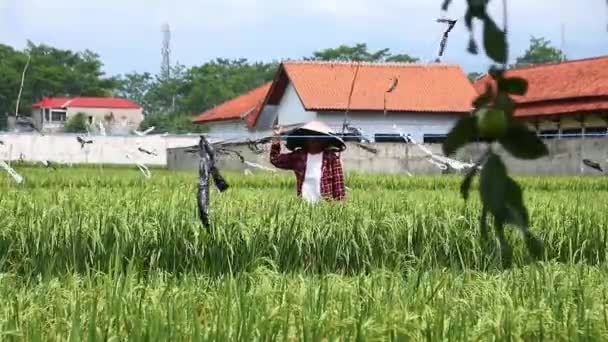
[0,160,24,184]
[0,142,24,184]
[392,125,478,172]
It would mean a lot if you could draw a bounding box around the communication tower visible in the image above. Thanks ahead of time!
[161,22,171,81]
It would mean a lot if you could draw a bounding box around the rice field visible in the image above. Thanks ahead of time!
[1,165,608,341]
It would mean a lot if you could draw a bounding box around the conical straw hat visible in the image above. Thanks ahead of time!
[284,120,346,152]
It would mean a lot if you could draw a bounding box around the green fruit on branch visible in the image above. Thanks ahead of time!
[476,108,508,139]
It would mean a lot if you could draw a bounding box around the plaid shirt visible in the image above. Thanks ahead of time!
[270,141,345,201]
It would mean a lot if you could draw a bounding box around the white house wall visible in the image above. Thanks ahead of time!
[276,82,317,126]
[273,80,461,142]
[67,107,144,130]
[253,105,279,130]
[206,120,252,139]
[318,112,461,142]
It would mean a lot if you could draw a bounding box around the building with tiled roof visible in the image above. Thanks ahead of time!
[29,96,143,133]
[194,60,478,143]
[473,55,608,138]
[191,82,275,138]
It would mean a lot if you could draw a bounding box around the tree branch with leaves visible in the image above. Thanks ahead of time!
[441,0,550,268]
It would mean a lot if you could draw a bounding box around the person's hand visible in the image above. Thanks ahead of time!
[272,125,283,143]
[273,125,283,135]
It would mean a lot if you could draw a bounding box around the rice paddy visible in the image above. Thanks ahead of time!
[1,166,607,340]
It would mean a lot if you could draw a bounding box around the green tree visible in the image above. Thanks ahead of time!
[113,57,275,133]
[0,41,118,129]
[138,58,277,133]
[0,44,28,130]
[115,72,155,115]
[0,113,6,131]
[138,112,207,134]
[181,58,277,116]
[386,53,419,63]
[467,72,483,81]
[147,63,189,115]
[114,66,189,118]
[64,112,88,133]
[308,43,418,63]
[513,36,567,67]
[24,42,118,104]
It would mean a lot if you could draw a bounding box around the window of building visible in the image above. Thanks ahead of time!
[584,127,607,138]
[539,129,559,139]
[374,133,407,143]
[44,108,50,121]
[562,128,583,138]
[88,116,93,124]
[337,132,364,142]
[423,134,447,144]
[51,111,67,122]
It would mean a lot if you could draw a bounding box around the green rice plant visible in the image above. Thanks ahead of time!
[0,264,606,340]
[0,167,607,340]
[0,168,607,276]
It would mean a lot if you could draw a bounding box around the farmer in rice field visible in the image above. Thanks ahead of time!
[270,120,346,203]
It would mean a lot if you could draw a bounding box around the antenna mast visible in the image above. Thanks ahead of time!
[435,18,457,63]
[161,22,171,81]
[161,22,176,113]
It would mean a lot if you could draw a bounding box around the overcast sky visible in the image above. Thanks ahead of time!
[1,0,606,77]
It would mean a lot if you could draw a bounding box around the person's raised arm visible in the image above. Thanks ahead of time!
[269,126,296,170]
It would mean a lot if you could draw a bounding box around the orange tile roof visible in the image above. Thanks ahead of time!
[266,61,477,113]
[191,82,272,127]
[516,98,608,118]
[473,55,608,117]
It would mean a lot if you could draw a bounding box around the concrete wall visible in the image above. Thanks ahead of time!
[0,133,199,166]
[462,138,608,175]
[167,137,608,176]
[166,141,453,174]
[3,130,608,175]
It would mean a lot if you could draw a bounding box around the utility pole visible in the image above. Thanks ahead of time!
[435,18,457,63]
[15,53,31,118]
